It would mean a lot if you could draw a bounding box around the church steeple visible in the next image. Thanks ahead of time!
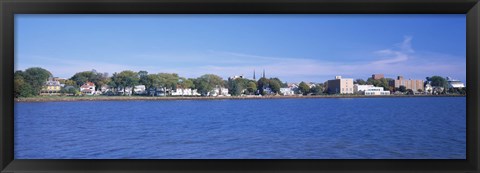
[262,69,265,78]
[253,69,256,80]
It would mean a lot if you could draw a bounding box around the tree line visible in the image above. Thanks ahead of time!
[14,67,325,98]
[14,67,465,98]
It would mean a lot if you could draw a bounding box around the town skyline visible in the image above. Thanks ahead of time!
[15,14,466,83]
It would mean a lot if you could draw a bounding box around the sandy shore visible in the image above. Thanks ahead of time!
[14,94,466,102]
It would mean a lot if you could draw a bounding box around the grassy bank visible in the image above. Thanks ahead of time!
[14,94,466,102]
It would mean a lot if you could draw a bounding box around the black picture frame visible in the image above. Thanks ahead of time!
[1,0,479,172]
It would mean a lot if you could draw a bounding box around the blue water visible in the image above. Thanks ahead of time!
[14,97,466,159]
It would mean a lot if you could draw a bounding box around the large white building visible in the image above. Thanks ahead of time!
[446,77,465,88]
[354,84,390,95]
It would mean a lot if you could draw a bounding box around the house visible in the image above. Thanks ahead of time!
[147,87,173,96]
[171,88,201,96]
[424,83,433,94]
[80,82,96,95]
[100,85,112,93]
[117,87,133,96]
[210,87,230,97]
[280,88,295,96]
[326,76,354,94]
[287,83,299,89]
[134,85,146,95]
[41,77,62,95]
[354,84,390,95]
[228,75,244,80]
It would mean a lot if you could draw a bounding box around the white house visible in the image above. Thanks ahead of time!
[100,85,112,93]
[134,85,146,95]
[117,87,133,96]
[80,82,96,95]
[280,88,295,96]
[210,87,230,97]
[424,83,433,94]
[287,83,299,90]
[171,88,201,96]
[354,84,390,95]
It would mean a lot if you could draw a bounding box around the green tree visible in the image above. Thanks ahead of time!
[270,78,286,87]
[157,73,179,96]
[70,71,96,87]
[310,85,324,95]
[23,67,52,95]
[398,85,407,92]
[298,82,310,95]
[178,77,194,89]
[64,80,76,86]
[354,79,366,85]
[70,70,109,89]
[227,78,250,96]
[146,74,162,96]
[14,71,35,97]
[227,79,242,96]
[428,76,448,88]
[268,79,281,94]
[194,74,224,96]
[256,77,270,95]
[367,77,391,90]
[247,81,257,95]
[138,70,149,86]
[406,89,414,95]
[116,70,140,96]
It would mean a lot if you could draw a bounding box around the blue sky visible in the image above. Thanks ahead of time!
[15,14,466,83]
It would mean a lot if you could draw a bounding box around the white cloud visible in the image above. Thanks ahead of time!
[371,36,413,65]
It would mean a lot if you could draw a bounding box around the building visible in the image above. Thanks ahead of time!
[446,77,465,88]
[228,75,244,80]
[354,84,375,93]
[80,82,96,95]
[327,76,354,94]
[354,84,390,95]
[134,85,147,95]
[280,88,295,96]
[100,85,112,93]
[372,74,384,80]
[389,76,424,92]
[424,82,433,94]
[41,77,62,95]
[210,87,230,97]
[171,88,201,96]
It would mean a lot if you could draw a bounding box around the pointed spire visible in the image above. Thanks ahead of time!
[253,69,256,80]
[263,69,265,78]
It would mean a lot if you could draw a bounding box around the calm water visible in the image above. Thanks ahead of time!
[14,97,466,159]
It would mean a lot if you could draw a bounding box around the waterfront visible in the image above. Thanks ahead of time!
[14,97,466,159]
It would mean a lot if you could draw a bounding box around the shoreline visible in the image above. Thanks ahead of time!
[15,94,466,102]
